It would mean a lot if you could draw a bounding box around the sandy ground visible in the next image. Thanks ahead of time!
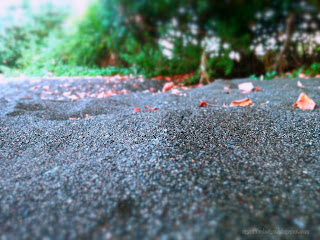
[0,76,319,239]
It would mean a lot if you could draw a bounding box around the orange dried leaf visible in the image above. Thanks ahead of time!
[255,87,261,92]
[292,93,316,110]
[133,107,140,113]
[69,118,77,121]
[230,98,253,107]
[162,82,174,92]
[199,101,207,107]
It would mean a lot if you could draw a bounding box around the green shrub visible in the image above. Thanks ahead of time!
[207,56,234,78]
[305,63,320,76]
[0,3,67,69]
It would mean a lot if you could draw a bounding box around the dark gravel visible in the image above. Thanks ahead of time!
[0,77,319,240]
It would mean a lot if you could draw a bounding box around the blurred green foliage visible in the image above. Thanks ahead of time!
[1,0,320,82]
[0,3,67,69]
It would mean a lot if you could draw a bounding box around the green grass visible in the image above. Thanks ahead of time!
[249,63,320,81]
[1,65,135,77]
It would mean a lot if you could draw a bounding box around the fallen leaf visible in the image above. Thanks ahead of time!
[298,73,307,79]
[145,106,158,111]
[31,85,40,90]
[297,81,305,88]
[199,101,207,107]
[260,101,269,105]
[292,92,316,110]
[43,85,50,91]
[238,82,254,94]
[171,89,187,97]
[179,86,189,91]
[189,83,204,88]
[69,95,80,101]
[230,98,253,106]
[69,118,77,121]
[162,82,174,92]
[152,75,163,80]
[133,107,140,113]
[104,90,113,98]
[255,87,261,92]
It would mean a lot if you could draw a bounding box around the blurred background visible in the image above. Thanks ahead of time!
[0,0,320,83]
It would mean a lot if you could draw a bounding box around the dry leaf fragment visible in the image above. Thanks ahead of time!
[171,89,187,97]
[43,85,50,91]
[162,82,174,92]
[297,81,305,88]
[199,101,207,107]
[69,118,77,121]
[238,82,254,94]
[260,101,269,105]
[230,98,253,106]
[145,106,158,111]
[69,95,80,101]
[292,92,316,110]
[298,73,307,79]
[255,87,261,92]
[133,107,140,113]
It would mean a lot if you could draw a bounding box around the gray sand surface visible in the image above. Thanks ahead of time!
[0,77,319,239]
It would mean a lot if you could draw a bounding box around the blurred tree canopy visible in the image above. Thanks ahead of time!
[1,0,320,80]
[101,0,320,75]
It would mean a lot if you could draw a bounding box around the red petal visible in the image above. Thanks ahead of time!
[133,108,140,113]
[199,101,207,107]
